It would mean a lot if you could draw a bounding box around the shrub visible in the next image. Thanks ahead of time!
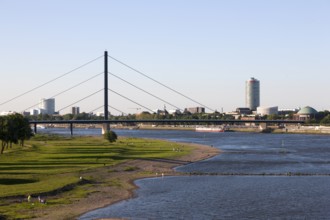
[104,130,118,143]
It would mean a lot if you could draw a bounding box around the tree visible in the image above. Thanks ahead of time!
[17,116,34,146]
[320,115,330,125]
[0,114,33,154]
[73,112,91,120]
[62,113,73,120]
[266,114,280,120]
[0,116,8,154]
[104,130,118,143]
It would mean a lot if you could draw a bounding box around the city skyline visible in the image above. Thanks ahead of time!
[1,1,330,114]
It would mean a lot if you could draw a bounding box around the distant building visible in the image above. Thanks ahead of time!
[257,106,278,116]
[294,106,318,121]
[0,111,15,116]
[278,108,299,113]
[22,111,30,116]
[185,107,205,114]
[30,109,40,116]
[168,109,182,115]
[95,112,104,117]
[72,106,80,115]
[39,98,55,115]
[278,108,300,116]
[245,77,260,111]
[236,107,252,115]
[153,109,168,115]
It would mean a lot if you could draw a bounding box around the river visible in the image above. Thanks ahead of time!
[38,128,330,219]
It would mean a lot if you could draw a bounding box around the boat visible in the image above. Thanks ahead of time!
[195,127,225,132]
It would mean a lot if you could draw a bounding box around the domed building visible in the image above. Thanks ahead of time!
[295,106,318,120]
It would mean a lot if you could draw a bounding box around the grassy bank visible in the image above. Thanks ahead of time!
[0,134,205,219]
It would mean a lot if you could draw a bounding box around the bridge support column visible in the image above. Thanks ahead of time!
[102,123,110,135]
[259,122,273,133]
[34,123,37,134]
[259,122,267,130]
[70,123,73,136]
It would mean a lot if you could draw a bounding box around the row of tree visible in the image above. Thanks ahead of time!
[0,114,33,154]
[26,111,234,121]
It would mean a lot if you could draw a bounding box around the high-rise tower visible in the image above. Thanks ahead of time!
[39,98,55,115]
[245,77,260,111]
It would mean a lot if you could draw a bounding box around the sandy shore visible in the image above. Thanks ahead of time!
[29,142,219,220]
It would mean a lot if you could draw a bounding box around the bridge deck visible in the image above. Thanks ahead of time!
[29,119,304,124]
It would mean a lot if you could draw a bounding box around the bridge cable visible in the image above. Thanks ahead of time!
[57,89,103,113]
[87,105,127,116]
[108,88,156,113]
[87,105,104,114]
[108,105,127,115]
[23,72,103,112]
[107,55,215,112]
[0,55,103,107]
[108,71,182,111]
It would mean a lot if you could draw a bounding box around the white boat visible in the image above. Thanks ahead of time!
[195,127,224,132]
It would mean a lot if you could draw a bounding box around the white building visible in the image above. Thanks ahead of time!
[168,109,182,115]
[30,109,40,116]
[245,77,260,111]
[39,98,55,115]
[95,112,104,117]
[257,106,278,116]
[0,111,15,116]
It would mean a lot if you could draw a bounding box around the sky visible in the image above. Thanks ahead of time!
[1,0,330,114]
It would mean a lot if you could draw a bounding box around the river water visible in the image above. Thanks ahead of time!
[39,128,330,219]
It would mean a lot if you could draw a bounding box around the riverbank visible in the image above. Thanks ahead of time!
[0,135,219,220]
[122,125,330,135]
[35,143,219,220]
[46,124,330,135]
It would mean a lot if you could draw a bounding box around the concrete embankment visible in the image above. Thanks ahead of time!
[273,125,330,134]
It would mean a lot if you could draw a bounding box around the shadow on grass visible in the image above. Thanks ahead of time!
[0,178,38,185]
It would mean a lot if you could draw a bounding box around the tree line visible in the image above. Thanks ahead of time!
[0,113,33,154]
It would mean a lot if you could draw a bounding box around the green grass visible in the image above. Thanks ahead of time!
[0,135,191,219]
[0,135,189,197]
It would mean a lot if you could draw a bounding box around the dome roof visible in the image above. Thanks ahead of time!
[297,106,318,115]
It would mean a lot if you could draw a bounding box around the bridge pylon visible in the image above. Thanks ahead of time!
[103,50,110,134]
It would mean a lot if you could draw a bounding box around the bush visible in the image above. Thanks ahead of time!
[320,115,330,125]
[104,130,118,143]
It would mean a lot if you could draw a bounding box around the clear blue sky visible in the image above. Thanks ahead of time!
[1,0,329,114]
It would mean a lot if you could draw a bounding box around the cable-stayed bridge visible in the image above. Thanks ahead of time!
[0,51,303,135]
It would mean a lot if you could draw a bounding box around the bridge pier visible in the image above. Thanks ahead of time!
[102,123,110,135]
[259,122,267,131]
[70,123,73,136]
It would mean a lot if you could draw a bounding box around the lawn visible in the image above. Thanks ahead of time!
[0,134,188,198]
